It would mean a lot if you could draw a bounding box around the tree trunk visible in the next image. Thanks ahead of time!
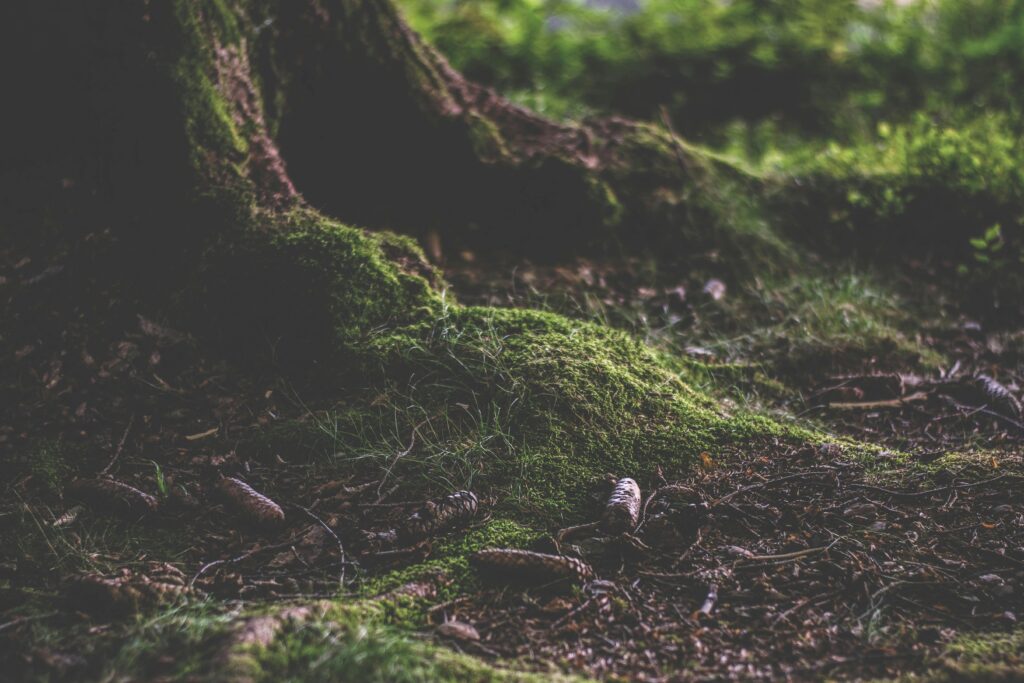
[1,0,759,371]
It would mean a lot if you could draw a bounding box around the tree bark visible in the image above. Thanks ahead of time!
[1,0,754,370]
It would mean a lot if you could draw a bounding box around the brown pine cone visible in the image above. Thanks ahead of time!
[975,374,1022,418]
[400,490,478,542]
[471,549,593,584]
[601,477,641,534]
[67,478,158,518]
[66,574,146,616]
[218,477,285,528]
[66,568,192,617]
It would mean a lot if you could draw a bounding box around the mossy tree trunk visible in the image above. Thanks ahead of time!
[2,0,748,371]
[1,0,802,545]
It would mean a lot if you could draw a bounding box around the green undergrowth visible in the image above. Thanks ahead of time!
[696,271,945,378]
[247,304,816,522]
[773,114,1024,291]
[8,497,200,584]
[890,628,1024,682]
[250,615,556,683]
[399,0,1024,149]
[89,590,565,682]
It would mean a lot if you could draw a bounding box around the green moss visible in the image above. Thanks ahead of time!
[269,210,439,344]
[466,111,513,162]
[172,0,250,181]
[246,601,560,682]
[198,209,440,368]
[361,519,542,598]
[207,0,243,46]
[912,629,1024,682]
[349,305,812,518]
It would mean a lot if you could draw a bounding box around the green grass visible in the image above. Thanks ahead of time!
[907,628,1024,682]
[699,271,944,376]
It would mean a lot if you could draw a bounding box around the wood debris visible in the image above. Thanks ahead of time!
[436,620,480,642]
[66,478,158,517]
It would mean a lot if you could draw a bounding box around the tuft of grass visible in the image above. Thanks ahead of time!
[33,439,71,494]
[152,461,169,499]
[698,271,943,377]
[101,600,238,680]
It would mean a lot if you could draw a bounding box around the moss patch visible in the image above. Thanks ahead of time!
[361,519,543,599]
[238,599,565,683]
[916,629,1024,682]
[322,305,810,520]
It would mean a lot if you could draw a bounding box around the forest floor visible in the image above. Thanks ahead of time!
[2,244,1023,681]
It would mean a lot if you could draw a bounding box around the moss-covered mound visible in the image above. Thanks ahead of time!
[358,305,804,515]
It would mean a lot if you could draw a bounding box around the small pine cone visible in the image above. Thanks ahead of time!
[975,374,1022,418]
[471,549,594,585]
[601,478,641,534]
[144,562,187,586]
[436,490,479,524]
[138,579,192,604]
[67,571,193,617]
[219,477,285,528]
[400,490,478,543]
[362,529,399,547]
[66,574,146,616]
[67,478,158,518]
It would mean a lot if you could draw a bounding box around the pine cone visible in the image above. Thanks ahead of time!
[219,477,285,528]
[144,561,187,586]
[67,478,158,517]
[471,549,593,584]
[138,579,191,603]
[975,374,1022,418]
[398,490,478,543]
[601,477,641,534]
[66,567,192,617]
[66,574,146,615]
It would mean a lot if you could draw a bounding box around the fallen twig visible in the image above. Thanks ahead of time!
[848,474,1016,499]
[827,391,928,411]
[695,583,718,618]
[0,611,58,633]
[735,539,840,568]
[99,415,135,476]
[189,539,296,588]
[555,521,600,546]
[712,471,835,507]
[290,503,351,589]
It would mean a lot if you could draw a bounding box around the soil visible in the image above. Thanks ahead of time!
[2,245,1022,681]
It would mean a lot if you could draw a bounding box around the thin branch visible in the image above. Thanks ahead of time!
[99,414,135,476]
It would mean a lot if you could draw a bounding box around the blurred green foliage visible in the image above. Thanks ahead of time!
[776,113,1024,296]
[400,0,1024,296]
[400,0,1024,144]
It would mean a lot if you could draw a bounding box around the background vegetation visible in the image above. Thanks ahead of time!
[399,0,1024,300]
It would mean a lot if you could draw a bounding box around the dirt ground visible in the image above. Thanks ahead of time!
[2,248,1023,681]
